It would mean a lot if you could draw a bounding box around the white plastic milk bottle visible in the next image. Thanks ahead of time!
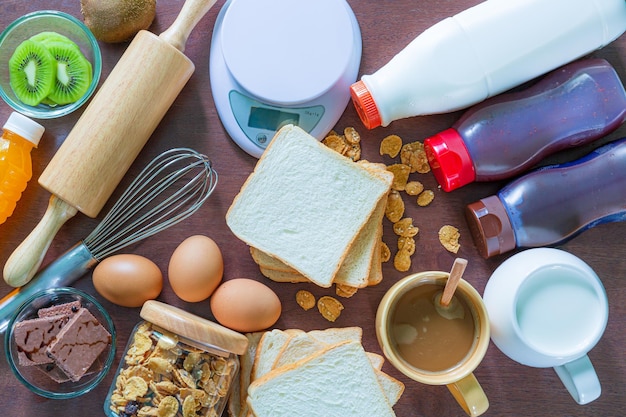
[350,0,626,129]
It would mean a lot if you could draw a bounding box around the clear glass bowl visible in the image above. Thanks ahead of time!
[5,287,116,399]
[0,10,101,119]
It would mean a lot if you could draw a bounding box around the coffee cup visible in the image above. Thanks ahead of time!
[376,271,490,416]
[483,248,608,405]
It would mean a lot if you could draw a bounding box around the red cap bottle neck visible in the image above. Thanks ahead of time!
[350,80,381,130]
[424,128,476,192]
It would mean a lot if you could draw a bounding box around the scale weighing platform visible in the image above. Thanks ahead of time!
[209,0,362,158]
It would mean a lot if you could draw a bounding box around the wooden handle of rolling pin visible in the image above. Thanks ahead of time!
[3,196,78,287]
[6,0,218,288]
[160,0,218,52]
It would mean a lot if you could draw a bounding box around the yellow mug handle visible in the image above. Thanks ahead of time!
[447,373,489,416]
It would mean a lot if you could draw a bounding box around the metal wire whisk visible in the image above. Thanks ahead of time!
[0,148,217,332]
[85,147,217,260]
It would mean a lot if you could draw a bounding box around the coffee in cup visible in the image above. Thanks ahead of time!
[376,271,490,416]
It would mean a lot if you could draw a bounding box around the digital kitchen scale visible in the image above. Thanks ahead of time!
[209,0,362,158]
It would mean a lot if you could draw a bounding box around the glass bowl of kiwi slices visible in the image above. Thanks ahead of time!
[0,10,101,119]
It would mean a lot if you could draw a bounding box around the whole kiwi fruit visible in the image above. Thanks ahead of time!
[80,0,157,43]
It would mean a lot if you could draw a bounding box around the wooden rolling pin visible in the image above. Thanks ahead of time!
[4,0,218,287]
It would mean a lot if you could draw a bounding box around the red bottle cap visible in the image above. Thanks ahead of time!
[350,80,381,130]
[424,128,475,192]
[465,196,516,258]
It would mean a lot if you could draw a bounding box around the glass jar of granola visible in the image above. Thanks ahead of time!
[104,300,249,417]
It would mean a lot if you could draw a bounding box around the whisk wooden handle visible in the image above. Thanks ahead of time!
[3,196,78,288]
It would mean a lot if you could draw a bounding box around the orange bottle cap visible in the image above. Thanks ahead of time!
[350,80,381,129]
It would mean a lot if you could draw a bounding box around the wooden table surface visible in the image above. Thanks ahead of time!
[1,1,625,416]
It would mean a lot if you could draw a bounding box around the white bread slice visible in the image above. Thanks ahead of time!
[229,332,263,417]
[251,329,303,382]
[308,326,362,345]
[331,195,386,288]
[367,352,385,370]
[226,124,392,288]
[376,369,405,407]
[252,198,385,289]
[240,330,303,417]
[250,247,297,273]
[368,227,384,286]
[272,332,325,370]
[271,329,403,406]
[259,266,308,283]
[247,340,397,417]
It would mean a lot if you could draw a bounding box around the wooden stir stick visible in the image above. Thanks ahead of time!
[440,257,468,307]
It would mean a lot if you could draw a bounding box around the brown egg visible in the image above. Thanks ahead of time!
[168,235,224,302]
[92,254,163,307]
[210,278,281,332]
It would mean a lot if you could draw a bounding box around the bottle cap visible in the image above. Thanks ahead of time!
[3,112,45,147]
[350,80,381,129]
[424,128,475,192]
[465,195,516,258]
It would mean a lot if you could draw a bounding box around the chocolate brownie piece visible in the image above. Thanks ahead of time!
[13,314,71,366]
[37,301,81,318]
[46,308,111,382]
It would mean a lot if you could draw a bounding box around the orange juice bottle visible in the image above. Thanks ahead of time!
[0,112,45,225]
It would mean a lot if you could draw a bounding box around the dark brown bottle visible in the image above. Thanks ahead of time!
[466,138,626,258]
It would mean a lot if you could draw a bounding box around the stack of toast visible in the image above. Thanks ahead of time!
[226,125,393,292]
[229,327,404,417]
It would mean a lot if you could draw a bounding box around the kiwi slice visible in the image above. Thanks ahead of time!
[8,39,56,106]
[45,41,92,105]
[30,31,80,51]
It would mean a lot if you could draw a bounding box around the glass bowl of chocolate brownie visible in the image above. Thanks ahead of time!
[4,287,116,399]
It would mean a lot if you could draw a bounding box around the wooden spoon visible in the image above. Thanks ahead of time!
[434,258,468,319]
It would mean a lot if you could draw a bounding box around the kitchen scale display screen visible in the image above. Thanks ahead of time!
[248,107,300,130]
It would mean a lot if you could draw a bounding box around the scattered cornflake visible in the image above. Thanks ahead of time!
[380,241,391,263]
[393,217,419,237]
[322,134,348,155]
[380,134,403,158]
[405,180,424,196]
[386,163,411,191]
[317,296,344,322]
[321,127,362,161]
[393,248,412,272]
[416,189,435,207]
[400,141,430,173]
[295,290,316,311]
[335,284,359,298]
[439,225,461,253]
[345,143,361,162]
[344,126,361,144]
[397,236,416,255]
[385,190,405,223]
